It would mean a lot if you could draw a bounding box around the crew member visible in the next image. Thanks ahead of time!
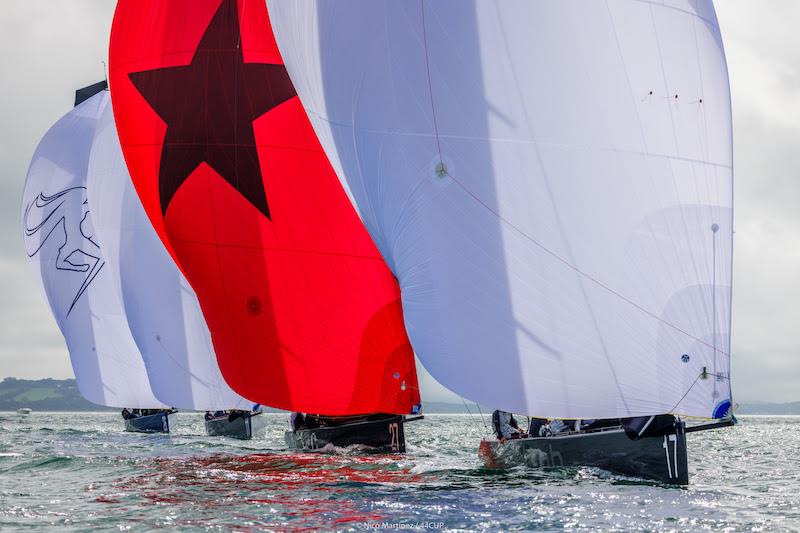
[492,410,528,442]
[290,412,306,432]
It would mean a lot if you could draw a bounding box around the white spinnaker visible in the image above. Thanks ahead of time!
[268,0,733,418]
[21,92,164,409]
[86,95,252,411]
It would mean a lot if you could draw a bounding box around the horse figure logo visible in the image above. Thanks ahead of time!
[23,187,104,316]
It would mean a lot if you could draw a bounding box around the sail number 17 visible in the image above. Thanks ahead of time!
[662,434,679,478]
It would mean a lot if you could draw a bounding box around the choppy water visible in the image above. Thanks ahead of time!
[0,413,798,531]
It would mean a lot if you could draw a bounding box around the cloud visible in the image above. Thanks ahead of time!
[0,1,115,379]
[714,2,800,403]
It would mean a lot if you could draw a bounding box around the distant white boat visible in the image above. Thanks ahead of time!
[16,408,31,415]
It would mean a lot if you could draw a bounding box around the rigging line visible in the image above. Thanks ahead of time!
[474,402,489,433]
[419,0,443,160]
[461,398,485,435]
[669,369,710,413]
[153,335,215,389]
[433,3,724,358]
[711,226,719,398]
[443,166,728,358]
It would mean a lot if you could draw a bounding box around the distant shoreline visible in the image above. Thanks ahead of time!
[3,378,799,415]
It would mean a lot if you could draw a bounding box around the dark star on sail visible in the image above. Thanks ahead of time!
[128,0,296,218]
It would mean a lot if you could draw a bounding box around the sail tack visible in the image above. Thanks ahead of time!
[268,0,734,418]
[21,91,164,409]
[86,96,252,411]
[109,0,420,414]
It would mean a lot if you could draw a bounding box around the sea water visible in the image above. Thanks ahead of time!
[0,413,797,531]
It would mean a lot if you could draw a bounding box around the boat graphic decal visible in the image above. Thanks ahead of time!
[23,186,104,316]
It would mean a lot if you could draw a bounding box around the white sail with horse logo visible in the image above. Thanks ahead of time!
[85,89,254,414]
[21,90,164,409]
[23,187,104,316]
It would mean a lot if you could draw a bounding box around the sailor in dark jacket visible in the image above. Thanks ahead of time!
[492,410,528,442]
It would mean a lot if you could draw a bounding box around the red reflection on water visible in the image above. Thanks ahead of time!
[93,452,425,527]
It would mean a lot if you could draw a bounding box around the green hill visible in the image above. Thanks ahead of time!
[0,378,112,411]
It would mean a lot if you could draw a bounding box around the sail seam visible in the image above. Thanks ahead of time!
[293,113,733,170]
[631,0,718,27]
[164,235,388,261]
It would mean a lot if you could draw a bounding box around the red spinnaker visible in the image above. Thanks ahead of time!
[108,0,420,414]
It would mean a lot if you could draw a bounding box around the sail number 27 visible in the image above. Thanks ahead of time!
[388,423,400,452]
[662,434,679,478]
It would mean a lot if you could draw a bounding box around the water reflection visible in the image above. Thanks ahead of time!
[95,451,426,528]
[2,414,799,531]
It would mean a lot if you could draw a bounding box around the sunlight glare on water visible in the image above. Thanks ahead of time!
[0,413,797,531]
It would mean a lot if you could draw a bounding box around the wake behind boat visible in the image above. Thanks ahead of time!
[204,409,267,440]
[285,414,423,453]
[121,409,177,433]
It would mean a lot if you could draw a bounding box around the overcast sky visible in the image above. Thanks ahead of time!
[0,2,797,405]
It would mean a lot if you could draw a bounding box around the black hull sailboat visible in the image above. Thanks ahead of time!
[205,411,267,440]
[285,415,423,453]
[123,410,178,433]
[479,417,734,485]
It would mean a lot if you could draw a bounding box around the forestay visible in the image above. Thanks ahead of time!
[20,92,164,408]
[268,0,733,418]
[86,94,252,411]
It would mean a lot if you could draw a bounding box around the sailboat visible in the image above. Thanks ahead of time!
[268,0,734,482]
[21,82,172,433]
[85,80,264,440]
[107,0,422,450]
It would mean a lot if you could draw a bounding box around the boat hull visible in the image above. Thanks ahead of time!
[123,412,177,433]
[284,415,409,453]
[205,412,267,440]
[479,425,688,485]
